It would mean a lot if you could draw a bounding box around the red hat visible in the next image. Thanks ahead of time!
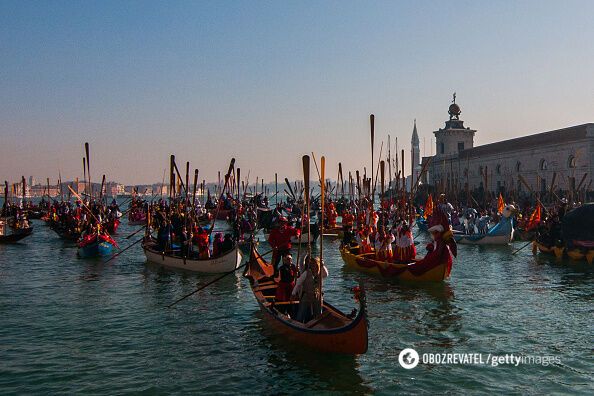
[279,216,288,222]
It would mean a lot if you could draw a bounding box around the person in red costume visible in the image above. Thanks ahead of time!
[268,217,300,276]
[424,207,457,277]
[342,209,354,229]
[326,202,338,228]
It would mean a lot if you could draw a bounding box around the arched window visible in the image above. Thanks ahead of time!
[496,164,502,175]
[568,155,577,168]
[540,159,548,171]
[463,168,468,177]
[516,161,521,172]
[479,166,483,176]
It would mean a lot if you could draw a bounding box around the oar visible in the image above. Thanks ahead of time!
[125,225,147,240]
[511,240,533,255]
[103,236,144,264]
[168,262,248,308]
[284,178,296,199]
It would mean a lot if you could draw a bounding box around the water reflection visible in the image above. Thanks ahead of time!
[251,311,373,395]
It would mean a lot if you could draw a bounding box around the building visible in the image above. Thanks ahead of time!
[422,97,594,201]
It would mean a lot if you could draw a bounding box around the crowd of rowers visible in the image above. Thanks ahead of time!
[45,199,121,241]
[1,201,33,230]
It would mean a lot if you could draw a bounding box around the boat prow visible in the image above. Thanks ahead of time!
[245,245,368,355]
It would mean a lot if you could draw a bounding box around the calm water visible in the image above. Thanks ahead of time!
[1,208,593,394]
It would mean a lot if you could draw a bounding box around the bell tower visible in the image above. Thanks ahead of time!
[434,93,476,156]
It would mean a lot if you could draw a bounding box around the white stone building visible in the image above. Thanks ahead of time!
[422,99,594,200]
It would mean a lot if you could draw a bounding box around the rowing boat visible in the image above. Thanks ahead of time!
[340,245,451,282]
[142,237,243,273]
[77,234,115,258]
[0,225,33,244]
[244,245,368,354]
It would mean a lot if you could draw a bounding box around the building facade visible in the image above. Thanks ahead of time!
[422,99,594,200]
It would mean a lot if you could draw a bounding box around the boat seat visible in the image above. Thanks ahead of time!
[306,311,332,328]
[253,284,278,292]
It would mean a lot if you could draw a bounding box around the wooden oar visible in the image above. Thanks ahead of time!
[370,114,374,201]
[319,155,325,310]
[511,240,533,255]
[167,262,248,308]
[85,142,91,198]
[125,225,147,240]
[103,236,144,264]
[285,178,296,199]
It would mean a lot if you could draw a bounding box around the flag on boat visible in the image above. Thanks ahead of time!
[526,204,541,230]
[497,193,505,214]
[424,194,434,219]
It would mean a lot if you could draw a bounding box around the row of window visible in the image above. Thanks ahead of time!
[459,155,578,177]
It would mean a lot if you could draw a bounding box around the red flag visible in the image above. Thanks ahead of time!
[497,193,504,214]
[526,204,541,230]
[424,194,434,219]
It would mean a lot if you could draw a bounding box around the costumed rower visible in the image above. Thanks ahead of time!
[267,216,300,276]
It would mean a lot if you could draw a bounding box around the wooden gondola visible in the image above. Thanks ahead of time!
[340,245,451,282]
[0,226,33,243]
[244,245,368,354]
[142,237,243,273]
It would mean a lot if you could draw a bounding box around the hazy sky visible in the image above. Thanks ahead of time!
[2,1,594,185]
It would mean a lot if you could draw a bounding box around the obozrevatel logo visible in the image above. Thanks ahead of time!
[398,348,419,369]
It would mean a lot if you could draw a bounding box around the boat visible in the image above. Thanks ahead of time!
[0,222,33,243]
[532,204,594,264]
[340,245,452,282]
[128,211,147,226]
[142,237,243,273]
[245,245,368,354]
[104,218,120,234]
[454,205,515,245]
[77,234,115,258]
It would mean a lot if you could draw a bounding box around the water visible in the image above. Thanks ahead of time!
[1,211,593,394]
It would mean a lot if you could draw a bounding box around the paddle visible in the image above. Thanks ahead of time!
[319,155,325,310]
[370,114,374,201]
[167,262,248,308]
[103,236,144,265]
[125,225,147,240]
[511,240,533,255]
[285,178,296,199]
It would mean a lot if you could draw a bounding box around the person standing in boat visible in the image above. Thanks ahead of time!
[274,254,297,314]
[292,256,328,323]
[267,216,300,277]
[394,223,416,262]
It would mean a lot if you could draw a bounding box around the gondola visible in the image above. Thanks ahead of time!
[340,244,452,282]
[454,205,515,245]
[245,245,368,354]
[142,237,243,273]
[0,225,33,243]
[77,233,115,258]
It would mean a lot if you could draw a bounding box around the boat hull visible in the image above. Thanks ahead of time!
[0,227,33,244]
[245,246,368,355]
[455,231,513,245]
[143,240,243,273]
[340,246,449,282]
[78,240,114,258]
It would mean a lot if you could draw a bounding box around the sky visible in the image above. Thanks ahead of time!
[2,0,594,185]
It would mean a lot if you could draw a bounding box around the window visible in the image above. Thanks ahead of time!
[516,161,521,172]
[496,164,501,175]
[439,142,445,154]
[568,155,577,168]
[458,142,464,152]
[479,166,483,176]
[463,168,468,177]
[540,159,548,171]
